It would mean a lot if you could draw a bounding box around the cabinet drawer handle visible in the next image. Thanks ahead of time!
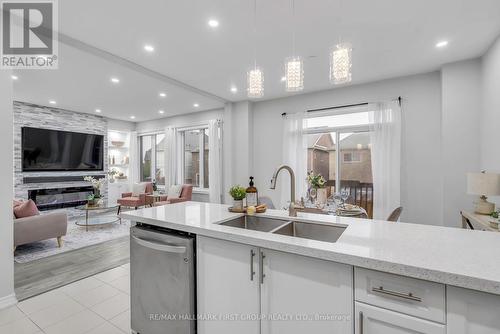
[371,286,422,302]
[259,251,265,284]
[250,249,256,281]
[359,311,364,334]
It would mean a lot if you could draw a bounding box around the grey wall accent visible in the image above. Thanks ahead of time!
[14,101,108,202]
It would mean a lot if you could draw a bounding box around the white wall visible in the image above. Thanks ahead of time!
[107,118,136,132]
[252,72,444,225]
[136,109,224,133]
[441,60,482,226]
[481,36,500,206]
[0,71,15,308]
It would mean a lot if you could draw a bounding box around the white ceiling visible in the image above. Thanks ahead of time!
[12,43,224,122]
[13,0,500,121]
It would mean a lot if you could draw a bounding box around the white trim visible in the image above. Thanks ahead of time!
[193,187,209,194]
[177,124,209,132]
[0,294,17,310]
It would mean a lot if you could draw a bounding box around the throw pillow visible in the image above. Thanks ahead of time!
[132,183,147,196]
[14,199,40,219]
[167,185,183,199]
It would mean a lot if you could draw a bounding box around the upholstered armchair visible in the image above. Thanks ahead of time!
[153,185,193,206]
[117,182,154,209]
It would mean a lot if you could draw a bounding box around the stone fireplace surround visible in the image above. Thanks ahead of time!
[14,102,109,208]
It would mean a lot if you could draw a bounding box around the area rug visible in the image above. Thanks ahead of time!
[14,213,132,263]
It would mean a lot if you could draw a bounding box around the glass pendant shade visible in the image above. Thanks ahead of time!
[247,67,264,98]
[330,43,352,84]
[285,56,304,91]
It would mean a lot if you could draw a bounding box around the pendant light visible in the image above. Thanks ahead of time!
[329,0,352,84]
[247,0,264,98]
[285,0,303,91]
[329,42,352,84]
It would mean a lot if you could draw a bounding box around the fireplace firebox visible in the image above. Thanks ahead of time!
[28,186,94,211]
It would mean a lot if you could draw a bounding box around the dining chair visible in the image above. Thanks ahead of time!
[387,207,403,222]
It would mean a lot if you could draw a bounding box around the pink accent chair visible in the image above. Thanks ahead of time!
[117,182,154,209]
[153,185,193,206]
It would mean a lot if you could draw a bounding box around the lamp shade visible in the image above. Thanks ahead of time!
[467,173,500,196]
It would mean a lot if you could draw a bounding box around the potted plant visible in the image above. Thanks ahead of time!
[84,176,104,199]
[152,180,159,195]
[307,171,327,205]
[108,169,118,183]
[229,185,246,210]
[87,194,96,206]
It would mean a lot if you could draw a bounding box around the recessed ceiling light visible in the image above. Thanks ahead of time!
[159,92,166,98]
[436,40,449,48]
[11,75,18,80]
[230,86,238,93]
[130,115,136,120]
[144,44,155,52]
[49,100,56,105]
[110,77,120,83]
[281,76,286,82]
[158,110,165,114]
[95,109,102,113]
[208,19,219,28]
[193,103,200,108]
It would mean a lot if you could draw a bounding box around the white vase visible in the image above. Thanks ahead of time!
[233,199,244,210]
[316,188,327,205]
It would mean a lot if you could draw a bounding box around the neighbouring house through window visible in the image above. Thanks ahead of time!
[305,107,374,217]
[179,127,209,190]
[139,133,165,186]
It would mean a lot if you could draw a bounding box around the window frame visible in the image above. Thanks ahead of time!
[139,133,165,187]
[304,106,372,190]
[178,125,209,192]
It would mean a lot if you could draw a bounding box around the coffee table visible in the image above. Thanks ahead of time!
[75,202,121,232]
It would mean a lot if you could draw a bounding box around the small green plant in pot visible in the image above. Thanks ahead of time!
[229,185,246,210]
[87,194,96,206]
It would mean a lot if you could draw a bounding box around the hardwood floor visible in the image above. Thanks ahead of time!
[14,236,130,301]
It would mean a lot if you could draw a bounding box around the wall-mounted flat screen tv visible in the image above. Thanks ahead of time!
[22,127,104,172]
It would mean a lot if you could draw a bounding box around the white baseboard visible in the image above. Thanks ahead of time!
[0,293,17,310]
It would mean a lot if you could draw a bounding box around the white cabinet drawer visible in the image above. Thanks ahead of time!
[355,302,446,334]
[355,268,445,324]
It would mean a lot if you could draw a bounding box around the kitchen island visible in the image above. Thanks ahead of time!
[122,201,500,334]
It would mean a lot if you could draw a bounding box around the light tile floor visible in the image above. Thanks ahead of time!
[0,263,131,334]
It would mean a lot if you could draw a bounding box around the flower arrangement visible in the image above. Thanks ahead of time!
[84,176,105,198]
[306,171,326,189]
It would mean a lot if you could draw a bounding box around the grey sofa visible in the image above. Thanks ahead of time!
[14,211,68,251]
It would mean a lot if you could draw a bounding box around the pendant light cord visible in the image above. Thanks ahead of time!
[291,0,296,56]
[253,0,257,69]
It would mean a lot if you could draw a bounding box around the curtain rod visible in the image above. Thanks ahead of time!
[281,96,402,117]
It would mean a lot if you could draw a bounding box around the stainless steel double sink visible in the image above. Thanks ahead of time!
[219,216,346,243]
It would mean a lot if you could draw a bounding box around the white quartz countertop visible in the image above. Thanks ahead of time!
[121,201,500,295]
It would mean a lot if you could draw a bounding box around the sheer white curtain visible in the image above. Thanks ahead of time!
[164,126,178,189]
[369,101,402,220]
[129,131,139,184]
[281,112,308,209]
[208,120,223,203]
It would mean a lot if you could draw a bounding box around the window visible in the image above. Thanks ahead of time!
[343,151,361,163]
[305,109,374,217]
[139,134,165,185]
[180,127,209,189]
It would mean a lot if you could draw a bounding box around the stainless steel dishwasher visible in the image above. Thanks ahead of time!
[131,224,196,334]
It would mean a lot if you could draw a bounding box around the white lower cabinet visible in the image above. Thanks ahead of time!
[196,236,353,334]
[196,236,260,334]
[355,302,446,334]
[261,249,353,334]
[447,286,500,334]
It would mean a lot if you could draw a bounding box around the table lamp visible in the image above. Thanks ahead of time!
[467,171,500,214]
